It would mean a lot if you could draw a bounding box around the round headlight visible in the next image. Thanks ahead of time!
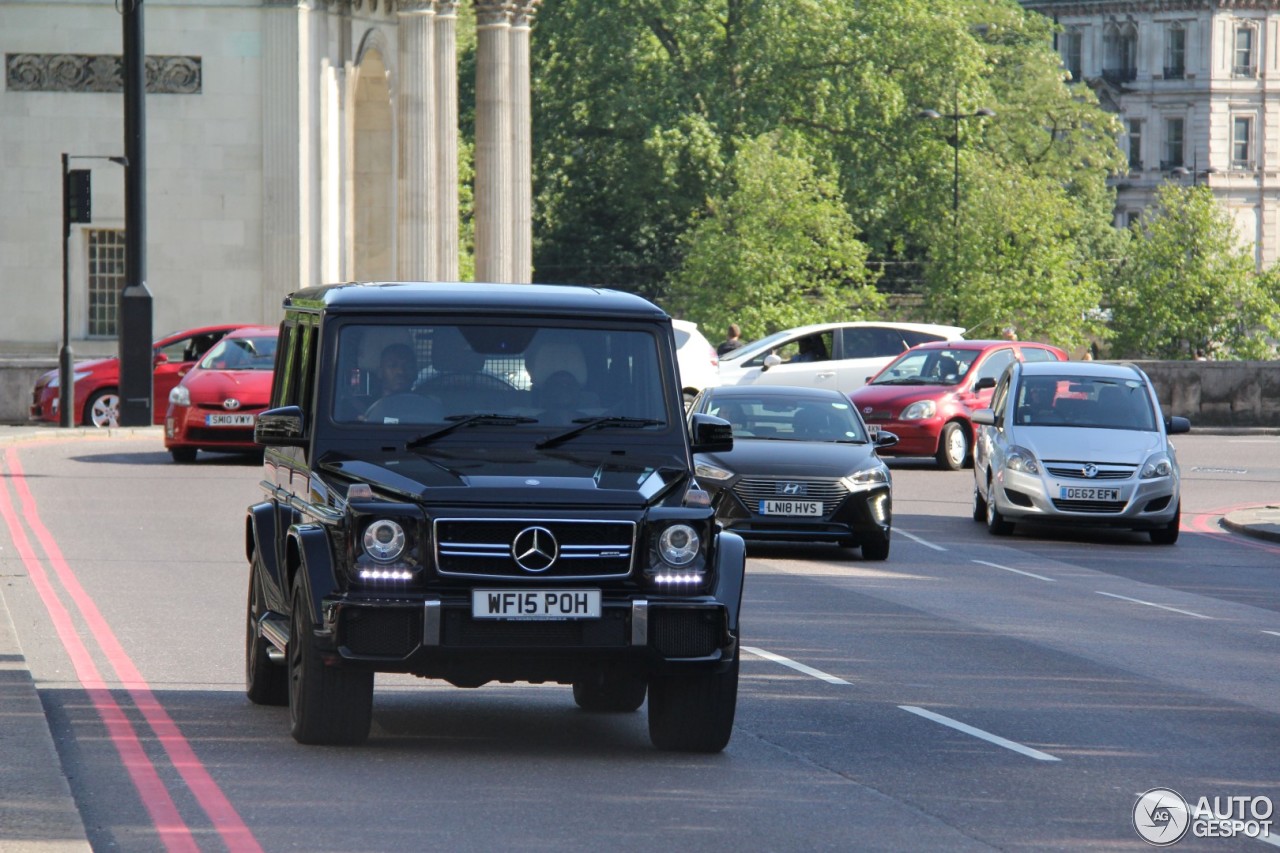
[363,519,406,562]
[658,524,700,567]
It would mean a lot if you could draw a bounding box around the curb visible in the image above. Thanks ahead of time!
[1221,507,1280,544]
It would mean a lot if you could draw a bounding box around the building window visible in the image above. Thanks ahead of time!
[1162,118,1184,170]
[1234,26,1256,77]
[1126,210,1142,229]
[1127,120,1143,170]
[1232,116,1254,168]
[1164,25,1185,78]
[1063,31,1083,82]
[87,229,126,338]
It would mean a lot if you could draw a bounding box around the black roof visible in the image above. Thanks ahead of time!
[705,384,852,402]
[283,281,669,321]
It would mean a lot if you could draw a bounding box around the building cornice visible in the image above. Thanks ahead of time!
[1022,1,1280,14]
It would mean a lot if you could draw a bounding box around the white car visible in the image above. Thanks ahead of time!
[717,321,965,392]
[970,360,1190,543]
[673,319,721,404]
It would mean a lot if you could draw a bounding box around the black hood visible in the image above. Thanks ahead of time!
[317,446,688,508]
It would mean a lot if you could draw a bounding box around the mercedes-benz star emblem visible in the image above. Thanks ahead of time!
[512,526,558,572]
[223,398,242,411]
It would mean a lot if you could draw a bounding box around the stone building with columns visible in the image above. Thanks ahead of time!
[0,0,539,351]
[1020,0,1280,269]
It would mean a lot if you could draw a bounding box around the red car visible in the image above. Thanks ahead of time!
[30,324,250,427]
[164,326,279,462]
[849,339,1069,470]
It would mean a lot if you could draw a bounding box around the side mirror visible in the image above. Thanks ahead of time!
[762,353,782,371]
[973,377,995,392]
[875,430,899,449]
[154,352,169,365]
[690,413,733,453]
[971,407,995,426]
[1165,415,1191,435]
[255,405,308,447]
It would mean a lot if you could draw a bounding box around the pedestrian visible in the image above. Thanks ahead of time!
[1001,326,1018,341]
[717,323,744,356]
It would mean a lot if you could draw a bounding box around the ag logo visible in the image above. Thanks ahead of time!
[511,526,558,573]
[1133,787,1190,845]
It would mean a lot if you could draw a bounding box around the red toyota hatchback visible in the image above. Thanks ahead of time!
[29,324,250,427]
[164,326,279,462]
[849,339,1068,470]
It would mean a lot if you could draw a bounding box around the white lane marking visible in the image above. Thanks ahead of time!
[900,705,1061,762]
[971,559,1056,582]
[743,646,851,685]
[1096,591,1212,619]
[1263,631,1280,638]
[894,528,947,551]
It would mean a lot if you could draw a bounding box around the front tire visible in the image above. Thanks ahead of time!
[936,421,969,470]
[288,585,373,745]
[861,534,890,561]
[84,388,120,428]
[573,672,647,713]
[972,484,988,522]
[169,447,197,464]
[648,650,739,752]
[245,552,287,706]
[985,482,1014,535]
[1149,504,1180,544]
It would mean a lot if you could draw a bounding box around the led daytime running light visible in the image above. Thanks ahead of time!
[358,568,414,581]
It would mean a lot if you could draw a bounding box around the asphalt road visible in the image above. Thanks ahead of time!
[1,428,1278,852]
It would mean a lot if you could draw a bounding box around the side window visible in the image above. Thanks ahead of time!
[901,330,946,348]
[296,322,317,414]
[990,372,1011,420]
[1020,346,1060,363]
[840,328,904,359]
[974,348,1015,385]
[271,321,298,408]
[778,332,832,364]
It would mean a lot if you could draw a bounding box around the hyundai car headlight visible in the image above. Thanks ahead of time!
[1006,446,1040,475]
[1140,453,1174,479]
[362,519,407,562]
[900,400,936,420]
[842,465,890,492]
[169,386,191,407]
[694,461,734,482]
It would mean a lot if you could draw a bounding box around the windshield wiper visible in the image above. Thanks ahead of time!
[536,416,664,449]
[407,414,537,450]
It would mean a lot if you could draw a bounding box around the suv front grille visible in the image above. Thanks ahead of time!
[434,518,635,580]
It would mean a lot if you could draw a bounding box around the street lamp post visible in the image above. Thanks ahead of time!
[1171,155,1218,186]
[60,153,127,428]
[917,95,995,322]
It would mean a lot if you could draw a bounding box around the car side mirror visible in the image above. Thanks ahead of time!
[255,405,309,447]
[971,407,995,426]
[154,352,169,365]
[762,353,782,371]
[973,377,995,392]
[874,430,899,449]
[690,413,733,453]
[1165,415,1191,435]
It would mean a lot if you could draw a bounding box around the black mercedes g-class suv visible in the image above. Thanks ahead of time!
[245,282,744,751]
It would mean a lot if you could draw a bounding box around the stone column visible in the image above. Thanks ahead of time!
[434,1,460,280]
[474,1,513,283]
[509,1,540,283]
[397,1,436,281]
[262,0,305,315]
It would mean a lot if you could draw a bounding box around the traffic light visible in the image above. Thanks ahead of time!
[66,169,91,223]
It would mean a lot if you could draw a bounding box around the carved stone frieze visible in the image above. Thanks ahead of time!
[5,53,202,94]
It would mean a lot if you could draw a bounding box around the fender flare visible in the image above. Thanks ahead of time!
[710,531,746,631]
[245,503,284,597]
[289,523,339,627]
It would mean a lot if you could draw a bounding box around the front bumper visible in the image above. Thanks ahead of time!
[865,418,940,457]
[713,485,891,544]
[994,469,1179,530]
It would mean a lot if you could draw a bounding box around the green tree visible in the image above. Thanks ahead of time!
[663,132,881,338]
[1106,185,1280,360]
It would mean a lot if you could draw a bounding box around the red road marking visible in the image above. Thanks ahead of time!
[1,446,261,852]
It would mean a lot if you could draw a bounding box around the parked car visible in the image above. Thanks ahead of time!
[716,320,965,393]
[970,360,1190,543]
[689,384,897,560]
[30,324,250,427]
[164,326,279,462]
[849,339,1068,470]
[672,318,720,404]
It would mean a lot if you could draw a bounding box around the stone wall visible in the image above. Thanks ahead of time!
[3,357,1278,428]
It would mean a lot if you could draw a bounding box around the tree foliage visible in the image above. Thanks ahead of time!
[663,132,881,339]
[1106,185,1280,360]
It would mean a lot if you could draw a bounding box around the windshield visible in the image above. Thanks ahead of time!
[718,329,792,362]
[706,395,868,442]
[199,334,277,370]
[1013,375,1157,431]
[331,322,670,430]
[870,347,978,387]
